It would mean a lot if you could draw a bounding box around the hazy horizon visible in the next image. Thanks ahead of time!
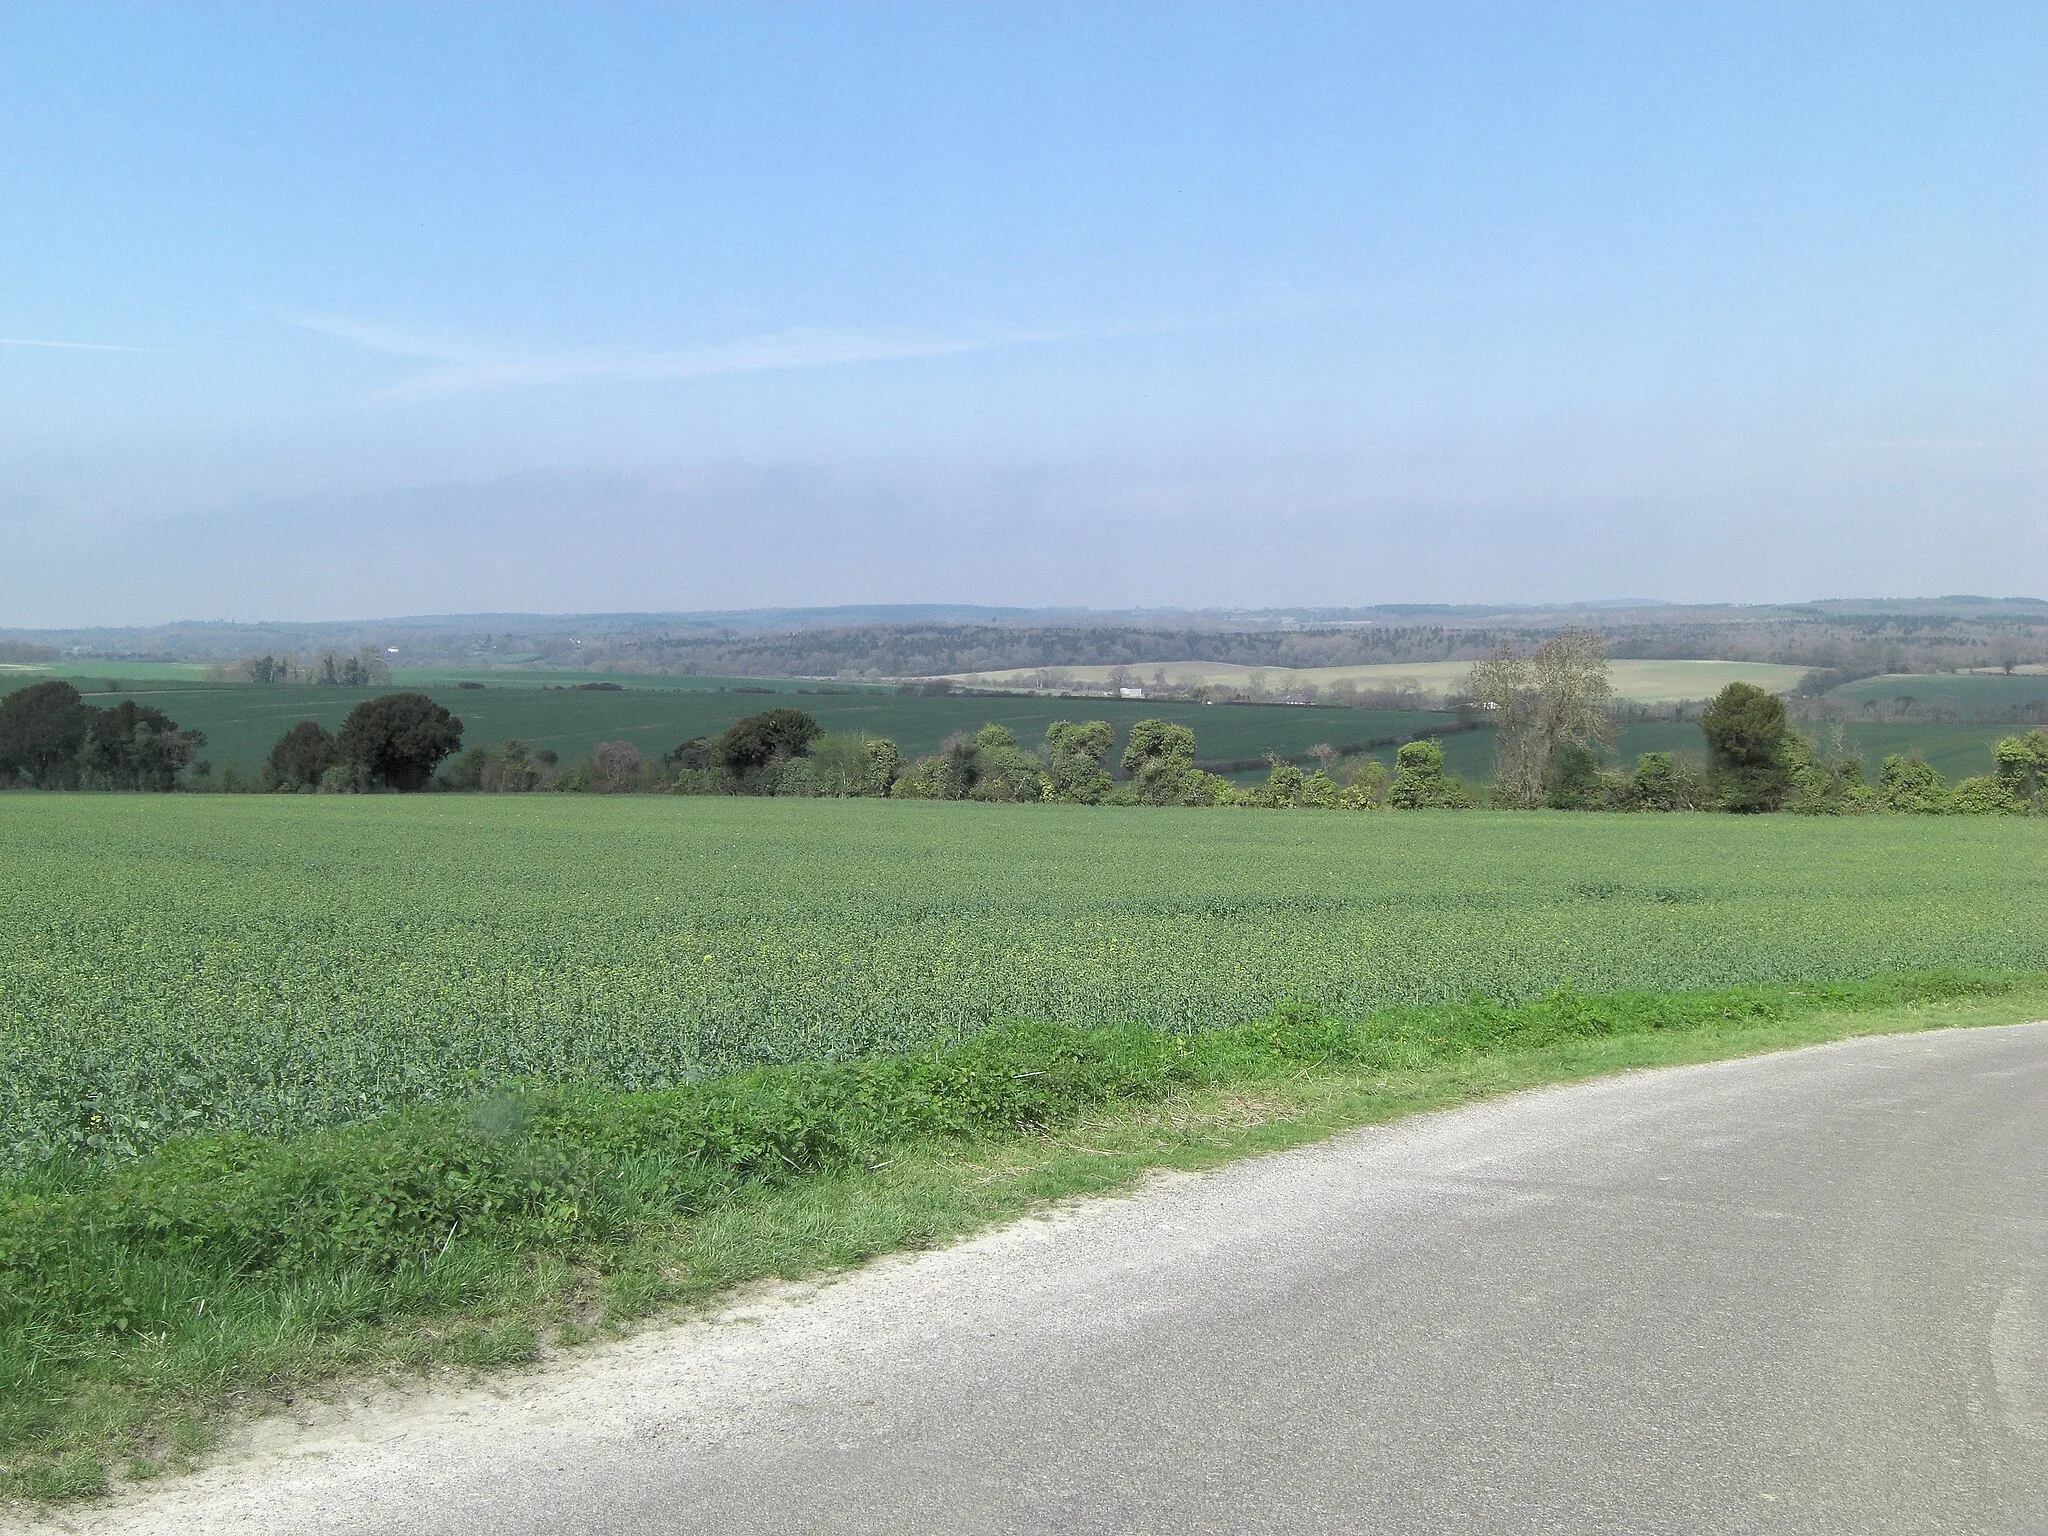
[5,4,2043,626]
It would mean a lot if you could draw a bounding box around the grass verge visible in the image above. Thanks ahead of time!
[4,968,2046,1508]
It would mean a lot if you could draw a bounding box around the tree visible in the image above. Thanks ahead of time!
[313,648,393,687]
[581,740,648,793]
[716,708,822,786]
[1466,629,1614,809]
[1044,720,1116,804]
[1387,739,1474,809]
[1121,719,1199,803]
[263,721,340,791]
[1465,648,1544,806]
[74,701,203,790]
[0,679,94,787]
[1699,682,1792,812]
[335,693,463,790]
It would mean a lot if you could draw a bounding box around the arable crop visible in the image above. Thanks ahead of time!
[4,795,2046,1169]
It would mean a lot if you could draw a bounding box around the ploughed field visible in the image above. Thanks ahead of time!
[5,795,2045,1169]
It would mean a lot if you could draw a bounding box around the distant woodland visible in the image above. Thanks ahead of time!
[7,598,2043,690]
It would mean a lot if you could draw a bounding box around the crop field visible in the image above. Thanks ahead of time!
[0,673,1445,778]
[5,795,2044,1170]
[1825,671,2048,717]
[947,658,1816,703]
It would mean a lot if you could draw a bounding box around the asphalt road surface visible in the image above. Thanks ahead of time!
[43,1023,2048,1536]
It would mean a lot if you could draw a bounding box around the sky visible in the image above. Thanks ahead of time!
[2,2,2043,626]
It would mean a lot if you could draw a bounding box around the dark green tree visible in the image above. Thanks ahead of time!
[0,680,95,787]
[716,708,823,787]
[263,720,341,791]
[336,693,463,791]
[77,701,204,790]
[1699,682,1792,812]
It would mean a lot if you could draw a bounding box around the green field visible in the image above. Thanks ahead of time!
[1825,671,2048,716]
[6,795,2045,1169]
[0,672,1445,779]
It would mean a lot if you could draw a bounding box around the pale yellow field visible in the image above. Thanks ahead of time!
[946,658,1813,703]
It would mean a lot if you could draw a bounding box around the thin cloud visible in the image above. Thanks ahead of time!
[287,287,1395,400]
[0,336,167,353]
[289,313,1067,399]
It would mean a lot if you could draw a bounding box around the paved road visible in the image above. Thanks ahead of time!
[44,1024,2048,1536]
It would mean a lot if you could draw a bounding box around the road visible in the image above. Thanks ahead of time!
[41,1023,2048,1535]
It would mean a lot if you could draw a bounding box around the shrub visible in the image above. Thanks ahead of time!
[577,740,650,793]
[1121,720,1200,804]
[1993,730,2048,805]
[1949,775,2028,815]
[1783,733,1878,816]
[968,724,1049,803]
[1388,739,1474,809]
[1622,751,1709,811]
[1541,744,1613,810]
[1044,721,1115,804]
[1341,759,1390,809]
[1879,755,1951,814]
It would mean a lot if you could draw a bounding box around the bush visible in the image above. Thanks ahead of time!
[1045,721,1115,804]
[1121,720,1200,805]
[1993,730,2048,805]
[1541,744,1613,810]
[1388,739,1474,809]
[1622,752,1709,812]
[1879,755,1951,814]
[1949,775,2028,815]
[1782,733,1878,816]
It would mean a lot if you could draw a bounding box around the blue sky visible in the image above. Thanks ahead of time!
[2,2,2042,624]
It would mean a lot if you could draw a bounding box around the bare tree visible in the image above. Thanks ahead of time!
[1466,628,1614,808]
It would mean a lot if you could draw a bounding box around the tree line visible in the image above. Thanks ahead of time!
[205,648,395,686]
[1463,631,2046,815]
[0,681,206,790]
[8,669,2044,815]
